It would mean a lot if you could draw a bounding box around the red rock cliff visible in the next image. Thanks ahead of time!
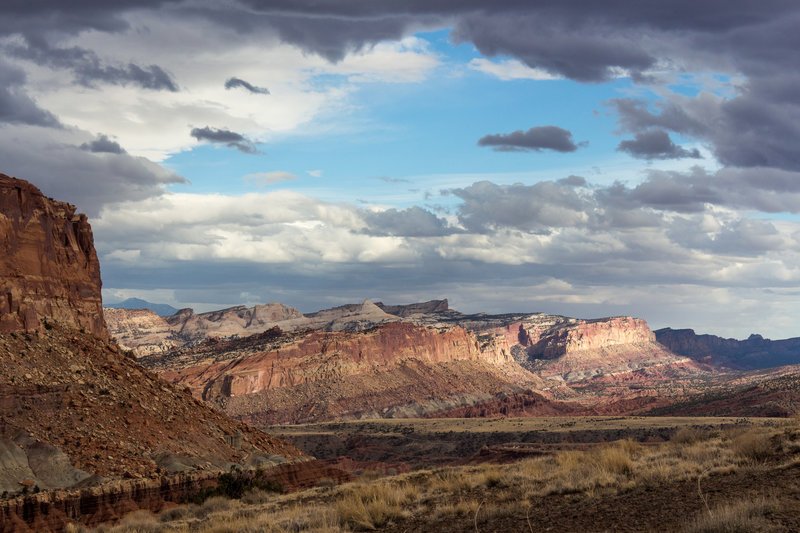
[0,174,106,339]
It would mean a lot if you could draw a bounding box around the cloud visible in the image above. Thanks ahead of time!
[243,171,297,187]
[190,126,259,154]
[361,206,455,237]
[478,126,586,153]
[617,129,702,160]
[0,59,60,127]
[225,77,270,95]
[0,125,186,216]
[450,180,590,233]
[306,170,322,177]
[468,58,560,81]
[80,134,125,154]
[598,167,800,215]
[377,176,410,184]
[8,36,178,91]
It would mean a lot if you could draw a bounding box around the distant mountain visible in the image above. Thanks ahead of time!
[655,328,800,369]
[105,297,179,316]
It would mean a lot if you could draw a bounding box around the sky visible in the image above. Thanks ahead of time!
[1,1,799,339]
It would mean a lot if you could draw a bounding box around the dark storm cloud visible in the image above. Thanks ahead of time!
[80,134,126,154]
[361,206,456,237]
[7,37,178,91]
[0,60,60,127]
[478,126,586,153]
[617,129,701,160]
[225,77,270,95]
[190,126,259,154]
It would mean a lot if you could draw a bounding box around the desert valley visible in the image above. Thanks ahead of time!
[2,173,800,532]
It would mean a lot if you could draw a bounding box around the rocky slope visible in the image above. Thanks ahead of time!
[655,327,800,369]
[0,174,106,339]
[0,174,307,530]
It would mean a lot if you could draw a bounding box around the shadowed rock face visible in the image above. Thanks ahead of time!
[0,174,106,339]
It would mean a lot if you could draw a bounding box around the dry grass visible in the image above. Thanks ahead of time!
[731,431,773,463]
[685,497,778,532]
[81,419,796,533]
[334,480,417,530]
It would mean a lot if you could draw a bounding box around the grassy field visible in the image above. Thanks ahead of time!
[73,416,800,532]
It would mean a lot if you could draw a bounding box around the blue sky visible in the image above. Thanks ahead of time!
[1,2,799,339]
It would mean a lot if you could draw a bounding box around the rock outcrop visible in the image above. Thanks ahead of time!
[0,174,106,339]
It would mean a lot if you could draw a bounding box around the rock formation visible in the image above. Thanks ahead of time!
[0,174,106,339]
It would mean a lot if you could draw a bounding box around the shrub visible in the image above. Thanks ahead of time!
[731,432,773,463]
[686,497,777,532]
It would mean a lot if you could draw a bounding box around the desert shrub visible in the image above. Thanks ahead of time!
[158,505,192,523]
[731,431,773,463]
[193,496,238,519]
[188,471,282,504]
[685,497,777,532]
[109,510,163,533]
[335,481,415,530]
[432,498,481,519]
[592,443,633,476]
[429,468,472,493]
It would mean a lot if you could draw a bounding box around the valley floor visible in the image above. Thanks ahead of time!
[79,416,800,532]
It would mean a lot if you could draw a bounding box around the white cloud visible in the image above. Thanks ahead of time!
[14,15,441,162]
[468,58,561,81]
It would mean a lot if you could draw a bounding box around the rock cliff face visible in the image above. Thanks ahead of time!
[143,322,535,424]
[0,174,106,339]
[474,315,692,383]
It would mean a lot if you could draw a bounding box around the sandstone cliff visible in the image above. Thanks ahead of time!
[0,174,106,339]
[143,322,538,425]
